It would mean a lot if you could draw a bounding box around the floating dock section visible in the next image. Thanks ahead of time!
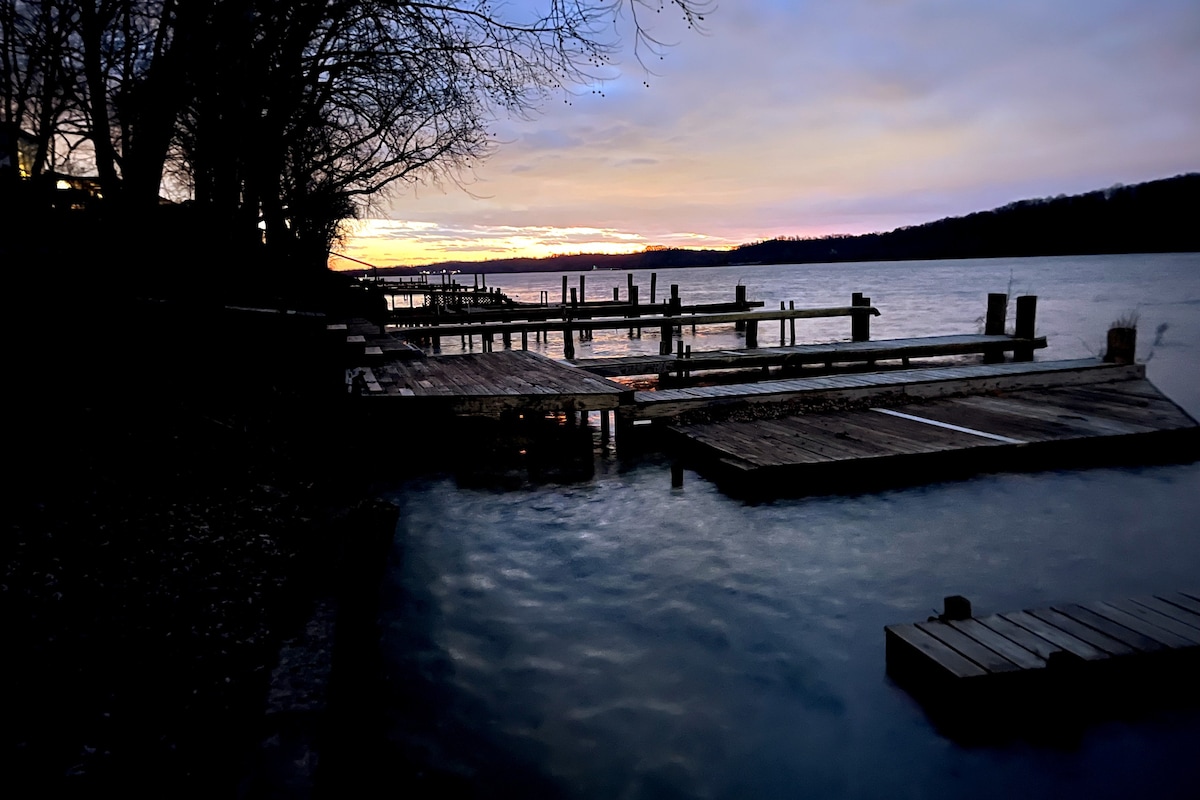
[886,593,1200,739]
[660,359,1200,497]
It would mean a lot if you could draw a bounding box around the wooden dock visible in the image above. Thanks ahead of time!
[886,592,1200,739]
[659,360,1200,496]
[335,284,1196,494]
[572,333,1047,378]
[347,349,631,416]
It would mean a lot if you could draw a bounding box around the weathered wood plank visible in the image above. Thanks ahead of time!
[1079,601,1198,649]
[1127,596,1200,632]
[885,623,989,679]
[947,618,1046,670]
[1053,604,1168,653]
[1025,608,1136,657]
[916,621,1023,673]
[999,610,1109,662]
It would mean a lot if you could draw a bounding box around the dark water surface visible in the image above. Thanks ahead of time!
[377,254,1200,798]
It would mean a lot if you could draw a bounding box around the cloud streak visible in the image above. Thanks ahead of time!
[338,0,1200,268]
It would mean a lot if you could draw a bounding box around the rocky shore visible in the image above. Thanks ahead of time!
[4,290,395,797]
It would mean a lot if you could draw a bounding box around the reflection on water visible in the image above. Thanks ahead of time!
[377,255,1200,799]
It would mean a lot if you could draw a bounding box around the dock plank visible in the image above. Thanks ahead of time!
[885,624,989,679]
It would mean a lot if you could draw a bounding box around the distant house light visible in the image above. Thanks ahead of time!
[56,179,71,190]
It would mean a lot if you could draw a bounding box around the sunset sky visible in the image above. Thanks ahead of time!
[332,0,1200,270]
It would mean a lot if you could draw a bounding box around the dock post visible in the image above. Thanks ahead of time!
[579,275,586,305]
[502,330,511,349]
[851,293,871,342]
[613,288,619,302]
[521,330,528,350]
[942,595,972,621]
[984,292,1009,363]
[1104,324,1137,365]
[563,323,576,359]
[600,409,611,443]
[746,319,758,348]
[650,272,657,304]
[735,285,747,331]
[789,301,796,345]
[1014,295,1037,361]
[670,285,682,333]
[562,275,568,305]
[671,462,684,488]
[660,305,672,355]
[630,285,640,337]
[780,302,786,346]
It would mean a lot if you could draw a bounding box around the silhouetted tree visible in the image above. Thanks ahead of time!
[8,0,712,280]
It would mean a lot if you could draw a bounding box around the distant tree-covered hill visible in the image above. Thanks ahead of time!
[364,172,1199,276]
[733,172,1199,265]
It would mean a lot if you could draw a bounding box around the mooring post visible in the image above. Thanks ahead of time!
[1104,324,1137,364]
[659,303,672,355]
[1014,295,1038,361]
[789,301,797,345]
[630,285,640,337]
[735,285,747,331]
[676,340,685,379]
[780,302,786,346]
[851,292,871,342]
[521,330,528,350]
[983,292,1008,363]
[746,319,758,348]
[613,287,619,302]
[650,272,657,304]
[941,595,972,621]
[600,409,611,442]
[670,285,682,333]
[562,275,568,305]
[563,322,576,359]
[671,462,684,489]
[579,275,586,305]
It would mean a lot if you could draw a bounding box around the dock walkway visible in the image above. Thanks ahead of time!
[347,349,631,415]
[659,360,1200,496]
[571,333,1047,378]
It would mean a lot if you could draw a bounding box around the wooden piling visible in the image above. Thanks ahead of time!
[984,293,1008,363]
[746,319,758,348]
[851,293,872,342]
[780,302,786,346]
[650,272,657,304]
[563,323,576,359]
[789,301,797,345]
[562,275,568,305]
[735,285,747,331]
[660,303,672,355]
[1105,325,1137,365]
[1015,295,1038,361]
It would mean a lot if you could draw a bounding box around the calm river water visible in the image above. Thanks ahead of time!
[376,254,1200,799]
